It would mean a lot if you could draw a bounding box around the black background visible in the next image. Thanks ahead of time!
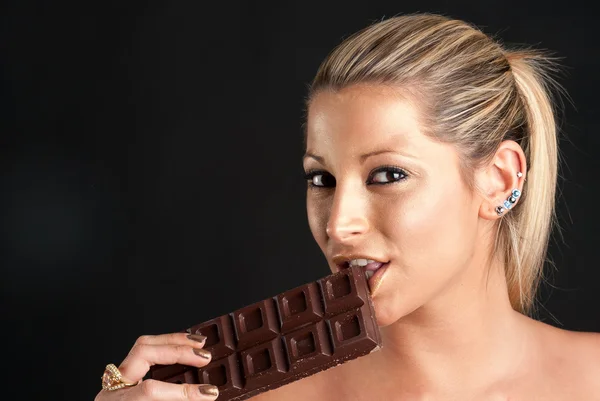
[2,1,599,400]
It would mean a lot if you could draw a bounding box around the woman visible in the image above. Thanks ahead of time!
[95,13,600,401]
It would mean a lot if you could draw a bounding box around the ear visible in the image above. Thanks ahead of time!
[476,140,527,221]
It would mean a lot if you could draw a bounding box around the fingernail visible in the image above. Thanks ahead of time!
[198,384,219,396]
[187,334,207,343]
[193,348,211,359]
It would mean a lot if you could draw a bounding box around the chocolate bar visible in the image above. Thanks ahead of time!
[149,266,381,400]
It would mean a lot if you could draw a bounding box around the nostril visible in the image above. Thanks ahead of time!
[327,226,363,240]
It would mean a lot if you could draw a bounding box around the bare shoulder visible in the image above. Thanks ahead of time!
[562,329,600,386]
[552,325,600,366]
[248,388,295,401]
[247,375,325,401]
[534,319,600,395]
[248,391,280,401]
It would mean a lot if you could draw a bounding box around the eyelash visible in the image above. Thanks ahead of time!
[303,166,408,188]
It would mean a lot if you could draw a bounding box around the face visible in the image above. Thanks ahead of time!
[304,85,483,327]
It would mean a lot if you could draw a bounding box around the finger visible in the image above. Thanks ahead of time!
[134,332,208,348]
[118,344,212,383]
[97,380,219,401]
[135,380,219,400]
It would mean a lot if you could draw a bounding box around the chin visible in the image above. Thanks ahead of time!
[372,295,417,327]
[371,276,432,327]
[373,302,398,327]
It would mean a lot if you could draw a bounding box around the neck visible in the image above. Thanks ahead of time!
[363,259,534,396]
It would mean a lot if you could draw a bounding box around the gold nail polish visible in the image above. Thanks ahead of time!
[193,348,211,359]
[187,334,207,343]
[198,384,219,396]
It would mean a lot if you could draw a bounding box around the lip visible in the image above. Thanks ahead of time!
[330,254,391,296]
[332,254,389,272]
[367,262,389,295]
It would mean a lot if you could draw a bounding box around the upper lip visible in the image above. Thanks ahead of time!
[331,254,389,271]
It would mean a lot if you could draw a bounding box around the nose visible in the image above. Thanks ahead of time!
[325,185,370,243]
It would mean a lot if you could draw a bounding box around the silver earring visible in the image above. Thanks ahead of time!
[517,171,523,178]
[496,189,521,216]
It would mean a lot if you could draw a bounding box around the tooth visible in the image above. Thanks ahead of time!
[366,270,374,279]
[356,259,368,266]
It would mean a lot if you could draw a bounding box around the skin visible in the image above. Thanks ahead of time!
[94,333,219,401]
[252,84,600,400]
[93,84,599,401]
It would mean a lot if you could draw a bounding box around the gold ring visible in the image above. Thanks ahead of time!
[101,364,138,391]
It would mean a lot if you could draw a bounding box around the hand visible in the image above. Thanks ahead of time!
[94,332,219,400]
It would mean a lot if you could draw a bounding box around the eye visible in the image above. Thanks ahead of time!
[303,170,336,188]
[368,167,407,185]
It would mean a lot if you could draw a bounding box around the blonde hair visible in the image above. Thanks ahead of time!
[306,13,563,315]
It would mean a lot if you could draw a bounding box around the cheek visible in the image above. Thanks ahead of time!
[386,181,476,271]
[374,182,477,324]
[306,193,329,248]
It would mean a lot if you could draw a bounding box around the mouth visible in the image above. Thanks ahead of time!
[333,257,390,295]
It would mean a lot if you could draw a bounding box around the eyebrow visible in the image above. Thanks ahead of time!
[303,149,415,164]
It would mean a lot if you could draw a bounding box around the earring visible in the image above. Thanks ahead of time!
[517,171,523,178]
[496,189,521,216]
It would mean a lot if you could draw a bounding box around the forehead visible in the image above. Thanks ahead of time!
[306,85,425,151]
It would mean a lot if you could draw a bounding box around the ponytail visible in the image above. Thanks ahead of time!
[501,51,561,315]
